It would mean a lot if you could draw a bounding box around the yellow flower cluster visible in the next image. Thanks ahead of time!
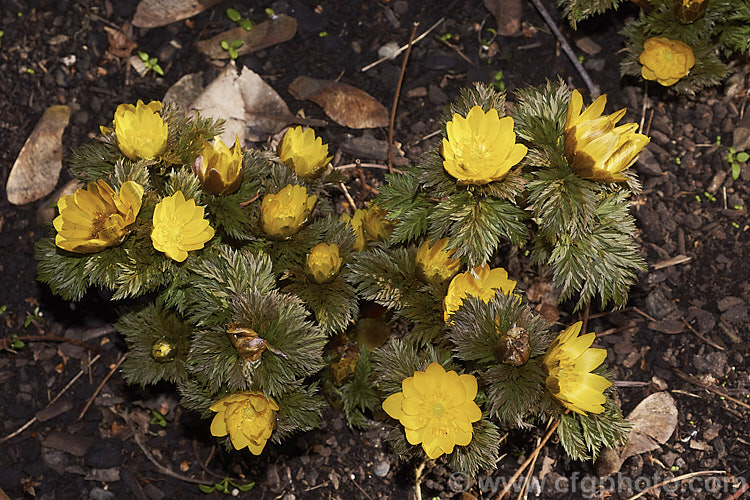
[383,362,481,459]
[194,135,244,195]
[114,100,169,160]
[442,106,527,185]
[260,184,317,239]
[639,37,695,86]
[54,179,144,253]
[340,204,393,251]
[564,90,650,182]
[151,191,215,262]
[209,391,278,454]
[443,264,516,321]
[278,126,332,179]
[306,243,343,283]
[415,238,461,285]
[543,322,612,415]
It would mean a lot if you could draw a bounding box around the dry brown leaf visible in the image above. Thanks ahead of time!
[289,76,389,129]
[195,15,297,59]
[163,72,204,113]
[103,24,136,61]
[190,65,293,145]
[6,105,70,205]
[484,0,523,36]
[132,0,220,28]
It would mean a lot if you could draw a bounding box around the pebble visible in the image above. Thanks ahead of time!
[373,460,390,477]
[428,84,448,106]
[645,288,676,319]
[89,487,115,500]
[692,351,729,378]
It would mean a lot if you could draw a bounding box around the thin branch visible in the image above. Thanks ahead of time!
[626,470,726,500]
[78,352,128,420]
[361,18,444,72]
[339,182,357,212]
[389,22,419,174]
[414,460,427,500]
[527,0,598,96]
[1,335,101,353]
[671,367,750,410]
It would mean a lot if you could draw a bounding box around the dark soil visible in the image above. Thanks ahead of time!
[1,0,749,499]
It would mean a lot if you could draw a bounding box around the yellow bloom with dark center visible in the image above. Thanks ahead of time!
[194,135,243,195]
[382,362,482,459]
[673,0,709,23]
[442,106,527,185]
[361,204,394,242]
[443,264,517,321]
[638,37,695,86]
[209,391,279,454]
[114,100,169,160]
[151,191,215,262]
[278,126,332,179]
[260,184,317,239]
[564,90,650,182]
[306,242,343,283]
[53,179,143,253]
[543,321,612,415]
[415,238,461,284]
[340,209,366,251]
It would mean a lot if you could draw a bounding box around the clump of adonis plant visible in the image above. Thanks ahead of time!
[37,80,646,477]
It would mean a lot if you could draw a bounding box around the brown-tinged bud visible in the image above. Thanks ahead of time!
[151,338,176,362]
[493,326,531,366]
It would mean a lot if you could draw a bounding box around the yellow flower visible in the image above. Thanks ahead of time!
[673,0,709,23]
[543,321,612,415]
[194,135,243,195]
[209,391,279,454]
[278,126,332,179]
[443,264,516,321]
[114,100,169,160]
[382,362,482,459]
[53,179,144,253]
[361,204,394,242]
[415,238,461,284]
[564,90,650,182]
[340,209,366,251]
[442,106,527,185]
[638,37,695,86]
[306,243,343,283]
[151,191,215,262]
[260,184,317,239]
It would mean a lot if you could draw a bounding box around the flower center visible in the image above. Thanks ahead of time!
[432,402,445,417]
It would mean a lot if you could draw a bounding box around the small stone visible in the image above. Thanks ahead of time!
[692,351,729,378]
[717,296,744,312]
[651,376,668,391]
[373,460,390,477]
[636,147,662,176]
[645,289,675,319]
[428,84,448,106]
[574,36,601,55]
[89,487,116,500]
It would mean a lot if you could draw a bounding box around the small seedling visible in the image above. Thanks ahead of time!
[0,30,4,49]
[715,135,722,145]
[265,7,276,19]
[731,221,740,228]
[674,157,681,165]
[220,39,243,60]
[490,70,505,92]
[733,205,744,210]
[199,477,255,495]
[578,54,585,64]
[150,409,168,428]
[138,51,164,76]
[480,27,497,50]
[318,31,328,37]
[703,191,716,202]
[439,33,453,42]
[694,194,702,202]
[726,147,749,180]
[0,305,7,315]
[226,8,253,31]
[23,306,43,328]
[25,67,34,74]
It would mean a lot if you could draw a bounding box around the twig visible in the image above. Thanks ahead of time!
[78,352,128,420]
[361,18,444,72]
[350,475,374,500]
[1,335,101,353]
[389,22,419,174]
[723,478,750,500]
[193,441,223,479]
[527,0,598,96]
[671,367,750,410]
[626,470,727,500]
[121,408,213,485]
[632,306,657,322]
[580,301,591,335]
[497,417,561,499]
[339,182,357,211]
[335,162,403,173]
[1,354,101,444]
[517,436,542,500]
[679,316,725,351]
[652,254,691,270]
[415,460,427,500]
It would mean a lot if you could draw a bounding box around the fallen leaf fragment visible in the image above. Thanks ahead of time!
[7,105,71,205]
[132,0,220,28]
[36,179,83,226]
[484,0,522,36]
[289,76,389,129]
[163,72,204,113]
[103,24,136,61]
[595,391,678,476]
[190,65,293,144]
[195,15,297,59]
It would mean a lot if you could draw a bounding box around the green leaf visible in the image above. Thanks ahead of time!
[732,162,741,180]
[220,39,230,50]
[138,50,148,61]
[226,8,242,22]
[231,39,244,49]
[736,151,749,162]
[228,47,238,59]
[236,482,255,492]
[153,64,164,76]
[238,19,253,31]
[198,484,215,493]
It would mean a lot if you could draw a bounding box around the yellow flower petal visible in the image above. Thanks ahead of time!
[382,393,404,420]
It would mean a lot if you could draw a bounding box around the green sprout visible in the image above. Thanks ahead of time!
[675,157,681,165]
[23,306,43,328]
[731,221,740,229]
[25,67,34,74]
[490,70,505,92]
[704,191,716,202]
[439,33,453,42]
[137,51,164,76]
[199,477,255,495]
[150,409,168,428]
[694,194,702,202]
[0,305,7,315]
[220,39,243,60]
[733,205,744,210]
[226,8,253,31]
[578,54,585,64]
[726,147,749,180]
[265,7,276,18]
[0,30,4,49]
[715,135,722,145]
[480,28,497,50]
[318,31,328,37]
